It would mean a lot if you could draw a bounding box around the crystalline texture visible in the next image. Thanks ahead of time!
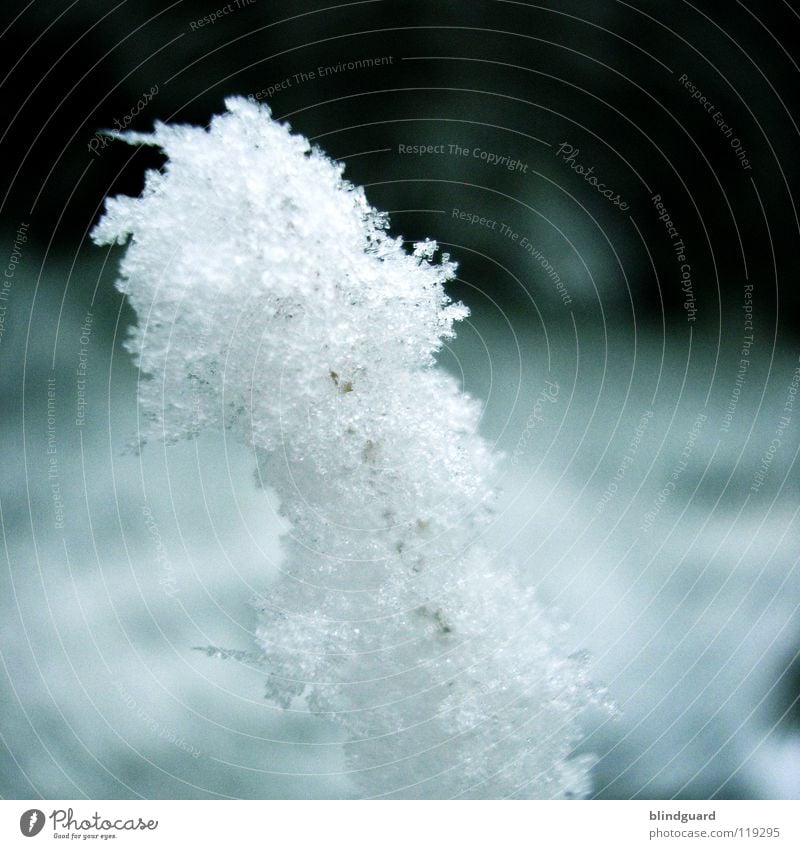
[92,97,592,798]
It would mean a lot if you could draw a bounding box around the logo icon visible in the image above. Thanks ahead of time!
[19,809,45,837]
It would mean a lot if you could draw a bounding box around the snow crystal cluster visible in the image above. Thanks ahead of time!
[92,97,593,798]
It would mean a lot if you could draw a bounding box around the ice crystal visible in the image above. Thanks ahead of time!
[92,97,593,798]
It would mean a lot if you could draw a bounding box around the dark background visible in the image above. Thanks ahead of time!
[3,0,799,334]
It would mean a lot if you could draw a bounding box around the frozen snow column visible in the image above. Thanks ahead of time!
[92,97,594,799]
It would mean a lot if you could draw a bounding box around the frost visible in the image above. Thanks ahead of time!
[91,97,594,798]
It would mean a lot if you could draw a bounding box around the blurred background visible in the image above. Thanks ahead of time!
[1,0,798,799]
